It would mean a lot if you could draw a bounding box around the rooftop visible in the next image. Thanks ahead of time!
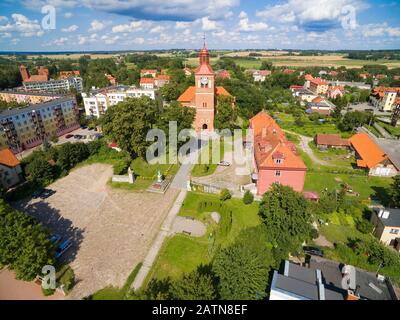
[0,148,20,167]
[350,133,388,169]
[373,207,400,228]
[315,134,350,147]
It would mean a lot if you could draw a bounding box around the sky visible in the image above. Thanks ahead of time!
[0,0,400,51]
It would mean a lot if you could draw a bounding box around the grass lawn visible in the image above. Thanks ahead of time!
[130,157,179,179]
[90,263,142,300]
[308,141,355,168]
[275,112,351,138]
[146,192,261,283]
[304,171,392,204]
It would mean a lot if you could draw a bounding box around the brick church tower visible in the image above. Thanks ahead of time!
[193,42,215,132]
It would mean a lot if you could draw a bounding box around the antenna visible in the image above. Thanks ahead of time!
[203,33,206,48]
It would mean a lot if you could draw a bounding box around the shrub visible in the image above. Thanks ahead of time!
[25,158,54,186]
[356,219,374,234]
[310,228,319,240]
[220,189,232,201]
[57,265,75,293]
[242,190,254,205]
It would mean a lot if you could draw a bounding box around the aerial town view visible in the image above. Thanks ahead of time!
[0,0,400,311]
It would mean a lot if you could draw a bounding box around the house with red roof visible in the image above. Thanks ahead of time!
[154,74,171,88]
[350,133,398,176]
[309,77,328,95]
[326,85,344,99]
[139,77,156,89]
[0,148,23,189]
[216,70,231,80]
[250,112,307,195]
[283,69,296,75]
[253,70,272,82]
[140,69,158,78]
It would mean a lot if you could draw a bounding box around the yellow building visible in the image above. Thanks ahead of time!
[0,96,80,153]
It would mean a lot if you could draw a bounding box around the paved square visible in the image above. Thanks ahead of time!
[15,164,179,299]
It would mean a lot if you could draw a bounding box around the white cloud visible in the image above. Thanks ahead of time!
[78,33,98,45]
[150,26,166,34]
[256,0,367,31]
[89,20,111,32]
[112,20,152,33]
[200,17,219,31]
[212,30,226,38]
[101,34,120,44]
[53,37,69,45]
[361,23,400,38]
[64,12,73,18]
[0,14,43,37]
[22,0,78,10]
[238,11,268,32]
[61,24,78,32]
[175,21,192,29]
[79,0,239,21]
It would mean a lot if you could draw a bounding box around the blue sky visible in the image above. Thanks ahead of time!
[0,0,399,51]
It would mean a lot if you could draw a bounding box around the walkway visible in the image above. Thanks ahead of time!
[131,144,203,290]
[373,122,392,139]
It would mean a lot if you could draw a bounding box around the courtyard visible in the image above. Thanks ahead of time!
[14,163,179,299]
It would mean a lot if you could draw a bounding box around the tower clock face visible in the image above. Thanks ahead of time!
[200,77,209,85]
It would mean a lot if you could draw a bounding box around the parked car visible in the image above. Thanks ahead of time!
[55,239,72,259]
[218,161,231,167]
[48,234,62,245]
[39,189,54,199]
[303,246,324,257]
[32,188,44,199]
[65,134,74,139]
[74,134,83,139]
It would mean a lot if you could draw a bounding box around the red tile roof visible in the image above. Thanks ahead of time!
[250,112,306,171]
[315,134,349,147]
[0,148,20,167]
[312,96,325,103]
[350,133,387,168]
[177,86,231,103]
[140,77,155,84]
[310,77,327,86]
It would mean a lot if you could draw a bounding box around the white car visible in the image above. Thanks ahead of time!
[218,161,231,167]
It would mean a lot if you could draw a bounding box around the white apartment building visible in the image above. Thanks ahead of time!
[23,77,83,93]
[83,86,156,118]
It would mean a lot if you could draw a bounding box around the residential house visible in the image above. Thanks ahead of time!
[309,77,329,95]
[314,134,350,150]
[318,70,328,76]
[183,67,193,77]
[140,69,158,78]
[304,74,314,89]
[283,69,295,75]
[359,73,370,80]
[105,74,117,86]
[371,207,400,249]
[270,258,398,300]
[250,112,307,195]
[0,148,23,189]
[139,77,156,89]
[216,70,231,80]
[290,86,318,103]
[306,97,336,115]
[154,74,170,88]
[328,70,338,77]
[59,70,80,79]
[253,70,272,82]
[370,87,400,112]
[349,133,399,176]
[326,85,344,99]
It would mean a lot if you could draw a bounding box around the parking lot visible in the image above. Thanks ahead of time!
[15,164,179,299]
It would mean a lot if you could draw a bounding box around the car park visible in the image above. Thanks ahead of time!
[55,239,72,259]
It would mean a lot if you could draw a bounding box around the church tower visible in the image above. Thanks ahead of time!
[194,39,215,132]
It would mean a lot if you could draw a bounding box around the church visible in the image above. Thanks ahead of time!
[178,42,233,133]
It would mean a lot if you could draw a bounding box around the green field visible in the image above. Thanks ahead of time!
[146,192,260,283]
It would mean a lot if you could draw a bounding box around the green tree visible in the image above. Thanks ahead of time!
[220,189,232,201]
[102,97,159,158]
[170,268,217,300]
[259,183,312,259]
[26,158,54,186]
[339,111,373,131]
[57,142,90,171]
[213,242,270,300]
[388,175,400,207]
[215,96,237,131]
[157,101,195,134]
[243,190,254,205]
[0,199,54,281]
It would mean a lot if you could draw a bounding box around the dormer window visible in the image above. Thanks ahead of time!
[272,151,284,164]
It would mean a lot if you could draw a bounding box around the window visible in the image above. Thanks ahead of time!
[275,170,281,177]
[389,229,399,235]
[275,159,282,164]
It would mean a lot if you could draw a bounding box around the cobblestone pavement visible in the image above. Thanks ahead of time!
[15,164,179,299]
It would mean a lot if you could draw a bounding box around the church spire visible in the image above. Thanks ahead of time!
[199,34,209,65]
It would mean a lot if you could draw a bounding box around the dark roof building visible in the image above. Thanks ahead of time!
[270,258,398,300]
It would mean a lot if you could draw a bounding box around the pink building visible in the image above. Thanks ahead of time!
[250,112,307,195]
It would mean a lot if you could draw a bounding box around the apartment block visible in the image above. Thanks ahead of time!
[82,85,156,118]
[0,96,80,153]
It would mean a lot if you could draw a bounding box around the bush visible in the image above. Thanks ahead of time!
[25,158,54,186]
[356,219,374,234]
[220,189,232,201]
[310,228,319,239]
[242,190,254,205]
[57,265,75,293]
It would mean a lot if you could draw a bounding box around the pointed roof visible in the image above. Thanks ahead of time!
[0,148,20,167]
[177,86,232,103]
[349,133,388,168]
